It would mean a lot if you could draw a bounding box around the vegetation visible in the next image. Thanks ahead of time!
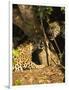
[12,49,20,57]
[15,79,22,85]
[12,4,65,85]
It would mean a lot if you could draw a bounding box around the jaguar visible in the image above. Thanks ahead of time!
[12,40,45,72]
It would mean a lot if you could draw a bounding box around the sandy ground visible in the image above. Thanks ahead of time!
[12,65,64,85]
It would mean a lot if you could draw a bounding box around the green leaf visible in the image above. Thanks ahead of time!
[12,60,17,65]
[15,79,22,85]
[12,49,20,57]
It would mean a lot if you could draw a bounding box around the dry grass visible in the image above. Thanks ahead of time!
[12,65,64,85]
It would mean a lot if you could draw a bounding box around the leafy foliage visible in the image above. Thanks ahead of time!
[61,7,65,13]
[12,49,20,65]
[12,49,20,57]
[15,79,22,85]
[33,6,65,22]
[33,6,53,20]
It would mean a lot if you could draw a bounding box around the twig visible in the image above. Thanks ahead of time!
[51,58,65,69]
[53,37,62,55]
[39,7,49,66]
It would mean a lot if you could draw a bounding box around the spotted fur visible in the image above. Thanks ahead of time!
[12,41,44,72]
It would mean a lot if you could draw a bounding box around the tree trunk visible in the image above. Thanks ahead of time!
[13,5,60,66]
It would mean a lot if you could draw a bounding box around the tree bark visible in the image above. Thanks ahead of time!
[13,5,60,66]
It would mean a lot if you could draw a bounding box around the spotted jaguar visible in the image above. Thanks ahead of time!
[12,40,45,72]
